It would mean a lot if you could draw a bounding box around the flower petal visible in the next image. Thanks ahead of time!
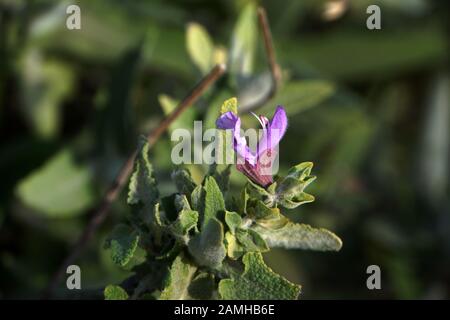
[216,111,238,130]
[234,118,257,165]
[257,106,288,156]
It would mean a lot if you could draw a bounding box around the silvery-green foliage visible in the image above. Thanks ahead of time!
[103,132,342,300]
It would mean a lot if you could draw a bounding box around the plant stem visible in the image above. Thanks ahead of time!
[42,64,226,299]
[258,7,281,91]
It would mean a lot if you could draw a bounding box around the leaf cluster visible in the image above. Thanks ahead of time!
[104,100,341,300]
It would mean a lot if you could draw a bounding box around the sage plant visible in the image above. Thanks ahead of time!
[103,98,342,300]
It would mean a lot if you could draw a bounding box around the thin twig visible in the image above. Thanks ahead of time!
[43,64,226,299]
[258,6,281,92]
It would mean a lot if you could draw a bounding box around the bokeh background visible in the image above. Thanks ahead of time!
[0,0,449,299]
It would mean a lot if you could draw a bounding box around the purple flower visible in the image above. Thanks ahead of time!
[216,106,288,187]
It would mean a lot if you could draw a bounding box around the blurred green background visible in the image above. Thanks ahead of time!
[0,0,449,299]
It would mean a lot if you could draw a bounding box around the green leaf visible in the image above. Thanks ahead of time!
[105,224,147,269]
[230,3,257,77]
[277,192,315,209]
[237,72,273,112]
[276,162,316,209]
[235,229,268,253]
[201,176,225,230]
[218,252,301,300]
[238,187,250,214]
[252,222,342,251]
[128,139,160,228]
[246,179,276,207]
[208,164,232,194]
[104,285,129,300]
[159,253,197,300]
[153,203,164,227]
[212,97,238,167]
[277,177,313,199]
[220,97,238,114]
[128,139,159,206]
[215,131,235,174]
[191,185,205,216]
[252,209,289,230]
[187,272,216,300]
[225,211,242,234]
[261,81,335,116]
[15,148,95,217]
[20,54,74,139]
[171,168,197,195]
[225,232,245,259]
[188,218,226,269]
[170,208,199,242]
[247,199,280,220]
[225,211,268,256]
[286,162,314,181]
[186,23,214,74]
[174,194,192,212]
[204,90,234,129]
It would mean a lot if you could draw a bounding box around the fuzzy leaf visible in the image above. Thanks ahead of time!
[276,162,316,209]
[209,164,232,194]
[235,229,268,253]
[201,176,225,230]
[286,162,314,180]
[238,187,250,214]
[186,23,214,74]
[188,272,216,300]
[246,179,276,207]
[104,285,129,300]
[128,139,160,229]
[159,253,198,300]
[253,222,342,251]
[247,199,278,220]
[172,169,197,195]
[105,224,146,269]
[247,200,288,229]
[225,232,245,259]
[191,185,205,214]
[171,209,199,240]
[174,194,191,212]
[278,162,316,196]
[188,218,226,269]
[128,139,159,206]
[218,252,301,300]
[278,192,315,209]
[225,211,242,234]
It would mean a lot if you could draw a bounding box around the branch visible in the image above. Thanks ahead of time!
[42,64,226,299]
[258,7,281,91]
